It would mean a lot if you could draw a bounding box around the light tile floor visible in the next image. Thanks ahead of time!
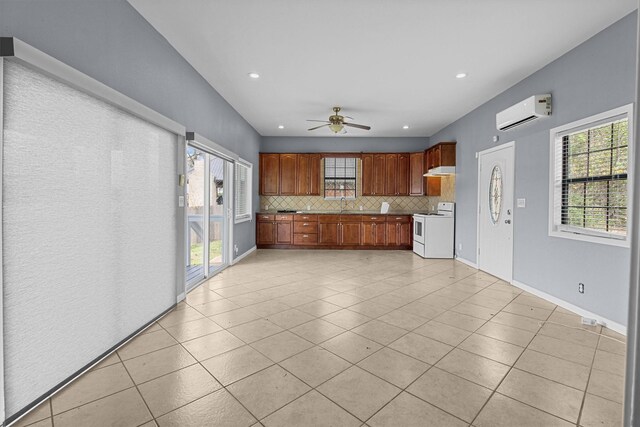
[13,250,627,427]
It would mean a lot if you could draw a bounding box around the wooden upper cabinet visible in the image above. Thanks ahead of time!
[297,153,321,196]
[373,154,386,196]
[279,154,297,195]
[260,154,280,195]
[426,142,456,170]
[361,154,374,196]
[409,152,424,196]
[296,154,310,195]
[397,153,409,195]
[385,154,397,196]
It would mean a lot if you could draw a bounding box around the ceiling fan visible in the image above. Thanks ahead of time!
[307,107,371,134]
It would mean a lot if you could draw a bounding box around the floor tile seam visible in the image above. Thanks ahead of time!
[49,384,142,421]
[117,360,157,423]
[535,329,601,350]
[576,333,604,427]
[311,380,403,425]
[245,332,316,364]
[468,335,542,427]
[525,333,597,366]
[118,339,181,362]
[583,387,624,406]
[471,327,536,349]
[480,391,584,426]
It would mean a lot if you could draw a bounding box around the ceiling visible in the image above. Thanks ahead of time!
[128,0,637,138]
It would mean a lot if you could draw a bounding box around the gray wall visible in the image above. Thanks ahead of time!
[430,12,637,326]
[262,136,429,153]
[0,0,260,261]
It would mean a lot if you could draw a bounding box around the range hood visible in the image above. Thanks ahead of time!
[423,166,456,176]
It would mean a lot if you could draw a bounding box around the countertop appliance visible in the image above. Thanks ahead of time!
[413,202,455,258]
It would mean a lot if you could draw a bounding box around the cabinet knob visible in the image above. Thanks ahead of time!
[303,223,309,226]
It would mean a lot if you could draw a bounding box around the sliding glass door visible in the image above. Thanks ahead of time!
[186,145,230,289]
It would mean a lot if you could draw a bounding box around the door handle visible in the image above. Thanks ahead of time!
[505,219,511,224]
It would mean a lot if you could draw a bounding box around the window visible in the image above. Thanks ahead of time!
[324,157,357,199]
[234,159,252,223]
[549,104,633,246]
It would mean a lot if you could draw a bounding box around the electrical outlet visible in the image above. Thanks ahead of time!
[578,283,585,294]
[234,244,238,255]
[458,243,462,251]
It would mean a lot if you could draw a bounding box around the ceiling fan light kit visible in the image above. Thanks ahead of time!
[307,106,371,134]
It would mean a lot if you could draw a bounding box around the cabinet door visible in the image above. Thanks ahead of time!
[257,221,275,244]
[425,176,442,196]
[373,223,386,246]
[361,222,375,246]
[319,223,339,245]
[385,154,397,195]
[276,221,292,244]
[296,154,309,195]
[399,223,412,246]
[260,154,280,195]
[397,154,410,196]
[409,152,424,196]
[279,154,297,195]
[361,154,374,196]
[309,154,321,195]
[340,223,361,245]
[440,142,456,166]
[373,154,386,196]
[386,223,398,246]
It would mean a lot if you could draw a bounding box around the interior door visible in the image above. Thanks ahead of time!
[477,142,515,282]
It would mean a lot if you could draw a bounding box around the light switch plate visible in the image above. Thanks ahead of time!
[517,198,526,208]
[178,196,185,207]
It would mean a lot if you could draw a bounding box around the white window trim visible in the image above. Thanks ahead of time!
[548,103,634,247]
[234,158,253,224]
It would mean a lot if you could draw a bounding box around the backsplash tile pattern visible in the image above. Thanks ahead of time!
[260,158,455,212]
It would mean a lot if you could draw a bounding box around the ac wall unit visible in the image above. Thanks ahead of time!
[496,94,551,131]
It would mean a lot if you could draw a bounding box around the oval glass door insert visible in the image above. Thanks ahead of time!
[489,165,503,224]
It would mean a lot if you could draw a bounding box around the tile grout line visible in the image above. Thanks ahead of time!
[576,331,603,427]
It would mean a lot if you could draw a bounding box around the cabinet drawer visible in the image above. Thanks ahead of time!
[275,214,293,221]
[386,215,411,223]
[319,215,341,223]
[339,214,363,223]
[294,214,318,222]
[363,215,385,223]
[294,233,318,245]
[294,222,318,233]
[257,214,274,221]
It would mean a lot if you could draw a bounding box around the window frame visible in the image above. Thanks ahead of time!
[548,104,634,247]
[323,157,358,200]
[234,158,252,224]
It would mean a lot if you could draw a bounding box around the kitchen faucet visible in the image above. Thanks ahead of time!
[340,196,346,212]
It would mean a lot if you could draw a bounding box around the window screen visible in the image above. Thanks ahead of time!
[550,107,631,243]
[235,161,252,222]
[324,157,357,199]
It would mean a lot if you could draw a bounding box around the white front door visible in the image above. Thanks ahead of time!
[477,142,515,282]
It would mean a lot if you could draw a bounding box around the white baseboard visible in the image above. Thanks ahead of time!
[455,256,478,269]
[176,292,185,303]
[232,245,257,265]
[512,280,627,335]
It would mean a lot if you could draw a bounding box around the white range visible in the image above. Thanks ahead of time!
[413,202,455,259]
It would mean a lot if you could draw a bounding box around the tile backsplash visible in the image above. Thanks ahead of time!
[260,174,455,213]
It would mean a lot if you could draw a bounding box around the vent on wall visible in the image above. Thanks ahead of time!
[497,94,552,131]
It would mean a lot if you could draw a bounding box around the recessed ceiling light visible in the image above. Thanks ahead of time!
[456,73,467,79]
[278,125,284,129]
[248,72,260,79]
[402,125,410,129]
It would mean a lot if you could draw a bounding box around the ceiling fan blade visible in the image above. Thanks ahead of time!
[343,115,354,120]
[308,124,330,131]
[306,119,330,123]
[343,122,371,130]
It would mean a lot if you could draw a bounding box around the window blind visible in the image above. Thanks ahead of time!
[234,161,252,222]
[552,114,630,240]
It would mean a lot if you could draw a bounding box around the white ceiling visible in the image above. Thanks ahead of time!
[129,0,637,137]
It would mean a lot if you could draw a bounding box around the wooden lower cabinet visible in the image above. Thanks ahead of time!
[258,213,412,249]
[257,221,276,245]
[319,223,339,245]
[340,223,361,246]
[362,222,386,246]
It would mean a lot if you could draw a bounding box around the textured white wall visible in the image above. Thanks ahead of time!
[2,60,178,416]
